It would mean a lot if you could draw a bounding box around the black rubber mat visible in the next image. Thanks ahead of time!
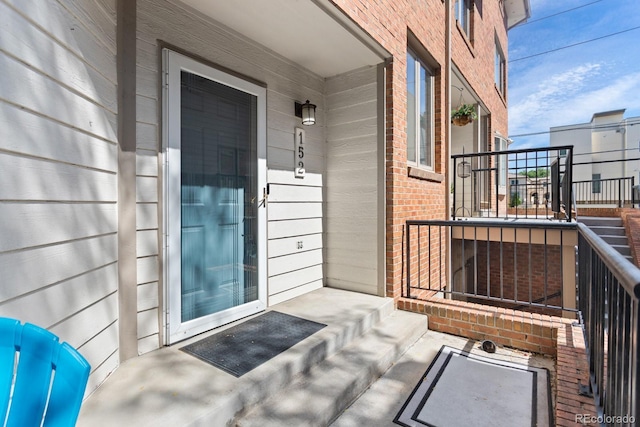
[180,311,326,377]
[394,346,552,427]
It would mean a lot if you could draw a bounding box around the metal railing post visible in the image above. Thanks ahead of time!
[406,223,411,298]
[619,178,623,208]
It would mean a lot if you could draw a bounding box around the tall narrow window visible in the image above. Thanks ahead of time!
[407,49,434,170]
[592,173,601,194]
[495,40,506,95]
[455,0,470,36]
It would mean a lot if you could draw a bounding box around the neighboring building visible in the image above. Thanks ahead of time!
[509,173,550,208]
[550,109,640,206]
[0,0,528,394]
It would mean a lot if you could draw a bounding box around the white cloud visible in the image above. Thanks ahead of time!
[509,63,603,133]
[571,72,640,116]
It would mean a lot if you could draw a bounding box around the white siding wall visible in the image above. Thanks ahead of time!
[136,0,326,328]
[550,125,593,182]
[0,0,119,394]
[325,67,380,295]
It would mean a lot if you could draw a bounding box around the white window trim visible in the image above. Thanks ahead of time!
[407,48,435,171]
[456,0,471,36]
[495,40,506,95]
[495,135,508,195]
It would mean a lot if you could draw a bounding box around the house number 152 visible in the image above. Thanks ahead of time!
[294,127,305,178]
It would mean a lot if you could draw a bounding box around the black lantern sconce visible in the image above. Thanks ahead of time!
[295,100,316,126]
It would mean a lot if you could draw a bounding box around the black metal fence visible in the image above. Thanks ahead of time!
[451,146,573,221]
[574,176,636,208]
[405,220,577,314]
[577,223,639,424]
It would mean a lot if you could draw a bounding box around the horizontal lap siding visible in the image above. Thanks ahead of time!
[325,67,380,295]
[0,0,118,395]
[137,0,326,323]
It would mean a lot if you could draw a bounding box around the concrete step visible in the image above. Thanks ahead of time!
[612,245,632,257]
[236,310,429,427]
[578,216,623,227]
[599,235,629,246]
[588,225,626,237]
[77,288,396,427]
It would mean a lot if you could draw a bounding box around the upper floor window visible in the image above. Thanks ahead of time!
[455,0,471,37]
[559,148,567,157]
[407,49,434,170]
[495,40,506,95]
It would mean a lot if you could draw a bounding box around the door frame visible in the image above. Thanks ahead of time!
[162,49,267,344]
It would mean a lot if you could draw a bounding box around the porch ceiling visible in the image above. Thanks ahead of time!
[451,70,488,116]
[179,0,388,77]
[504,0,531,29]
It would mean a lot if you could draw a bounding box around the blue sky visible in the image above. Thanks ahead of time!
[507,0,640,149]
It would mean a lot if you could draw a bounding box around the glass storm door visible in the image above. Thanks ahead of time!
[164,50,266,344]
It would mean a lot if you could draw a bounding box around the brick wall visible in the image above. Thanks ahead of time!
[555,324,598,426]
[398,297,598,426]
[619,208,640,266]
[475,240,563,314]
[331,0,511,300]
[398,296,567,355]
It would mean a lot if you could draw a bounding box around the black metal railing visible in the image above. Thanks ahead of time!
[574,177,636,208]
[577,223,639,424]
[405,219,578,314]
[451,145,573,222]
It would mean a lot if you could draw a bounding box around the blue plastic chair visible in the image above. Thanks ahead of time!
[0,318,90,427]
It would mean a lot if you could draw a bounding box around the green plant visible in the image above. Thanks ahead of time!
[509,192,522,207]
[518,168,549,178]
[451,104,478,120]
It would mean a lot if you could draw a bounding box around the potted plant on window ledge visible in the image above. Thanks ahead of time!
[451,104,477,126]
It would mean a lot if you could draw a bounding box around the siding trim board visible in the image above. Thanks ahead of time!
[117,0,138,361]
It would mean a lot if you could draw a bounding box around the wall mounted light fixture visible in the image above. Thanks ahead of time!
[295,100,316,126]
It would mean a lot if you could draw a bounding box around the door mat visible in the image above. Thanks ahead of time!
[180,311,326,377]
[394,346,552,427]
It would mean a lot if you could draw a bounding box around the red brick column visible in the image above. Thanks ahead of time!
[555,323,598,426]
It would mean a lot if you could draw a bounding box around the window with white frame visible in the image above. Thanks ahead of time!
[455,0,471,37]
[495,136,507,188]
[495,40,506,95]
[406,49,434,170]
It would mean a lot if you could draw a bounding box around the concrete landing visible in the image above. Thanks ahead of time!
[78,288,401,426]
[331,330,555,427]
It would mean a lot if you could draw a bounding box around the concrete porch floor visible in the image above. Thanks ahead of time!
[331,330,555,426]
[77,287,554,426]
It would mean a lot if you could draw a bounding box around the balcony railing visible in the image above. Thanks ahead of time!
[574,176,636,208]
[577,223,639,423]
[405,219,577,315]
[451,145,573,221]
[405,218,639,422]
